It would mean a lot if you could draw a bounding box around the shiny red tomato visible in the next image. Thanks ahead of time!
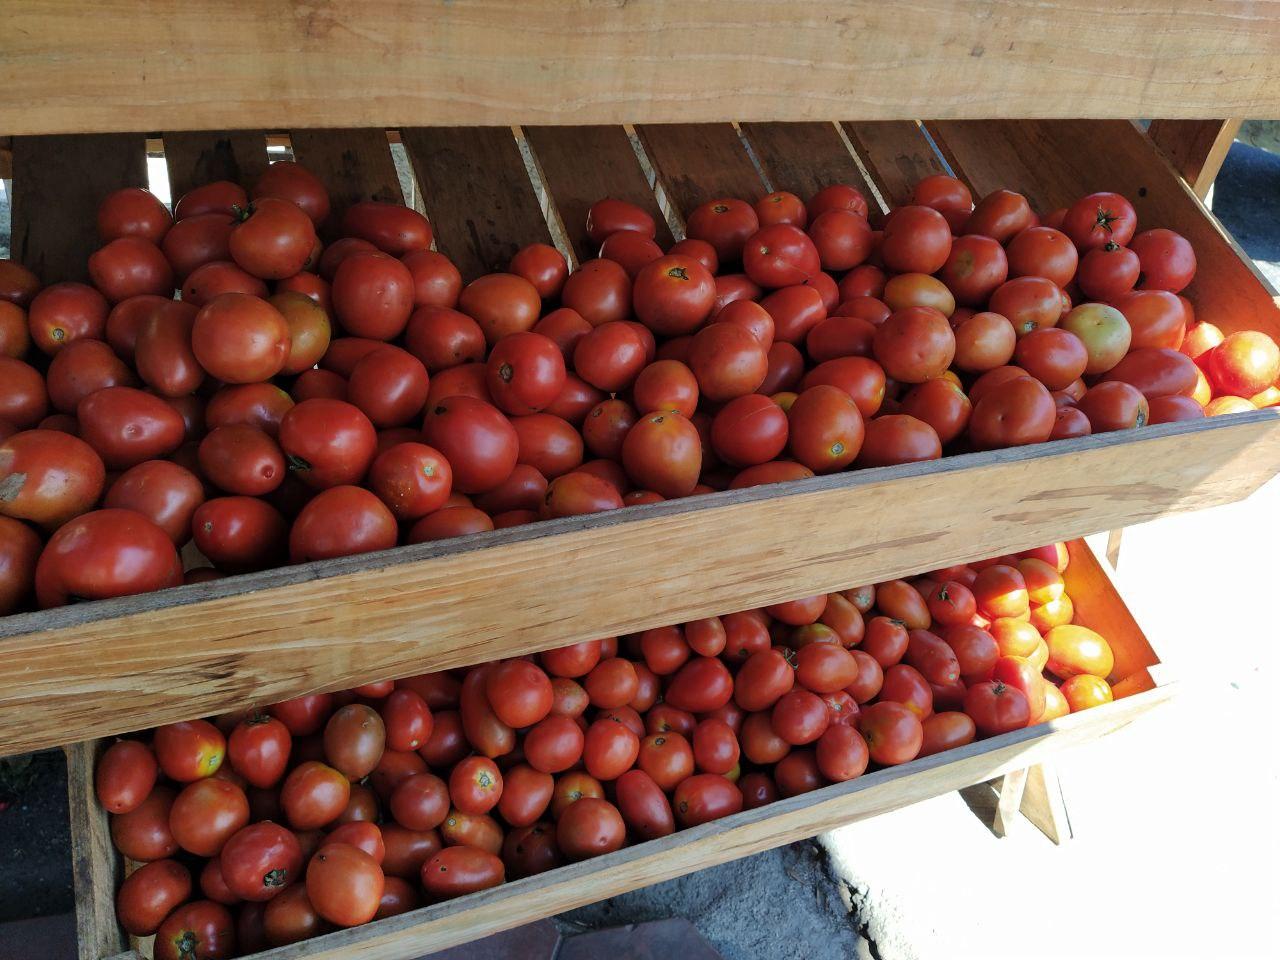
[673,774,743,827]
[332,252,415,341]
[743,224,821,287]
[963,679,1031,735]
[306,842,384,926]
[98,188,171,244]
[154,901,235,960]
[342,201,433,255]
[1130,228,1196,293]
[1062,192,1137,251]
[35,508,181,608]
[252,161,331,225]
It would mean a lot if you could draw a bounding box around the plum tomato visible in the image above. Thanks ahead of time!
[632,255,716,336]
[35,508,181,608]
[289,485,398,562]
[857,701,923,765]
[786,384,864,473]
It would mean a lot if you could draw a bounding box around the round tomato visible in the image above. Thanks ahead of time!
[1006,226,1078,287]
[964,680,1031,735]
[98,187,171,244]
[0,428,106,528]
[937,234,1008,306]
[170,778,251,857]
[688,322,769,400]
[561,259,632,327]
[154,901,235,960]
[963,189,1034,243]
[632,255,716,336]
[880,206,951,274]
[1130,228,1196,293]
[857,701,923,765]
[289,485,397,562]
[968,376,1056,449]
[855,414,941,467]
[28,282,109,355]
[873,307,955,383]
[252,161,330,225]
[332,252,415,341]
[117,858,193,936]
[787,384,864,473]
[35,508,181,608]
[306,842,384,927]
[672,774,743,826]
[1014,327,1090,391]
[230,197,316,280]
[621,411,701,497]
[1062,192,1137,251]
[742,224,821,288]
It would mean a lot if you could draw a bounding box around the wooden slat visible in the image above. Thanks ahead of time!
[7,2,1280,134]
[286,128,402,236]
[523,126,672,263]
[923,119,1280,340]
[161,130,270,199]
[1062,533,1161,684]
[400,127,552,281]
[109,687,1172,960]
[841,121,944,209]
[10,134,147,283]
[634,124,765,216]
[738,122,875,208]
[65,741,125,960]
[1146,119,1243,199]
[0,412,1273,757]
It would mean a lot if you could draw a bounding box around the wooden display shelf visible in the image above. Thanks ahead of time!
[66,539,1173,960]
[0,119,1276,758]
[5,2,1280,135]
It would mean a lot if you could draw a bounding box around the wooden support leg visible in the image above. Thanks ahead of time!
[1146,119,1242,200]
[1106,528,1125,569]
[1019,763,1073,845]
[991,767,1028,838]
[64,740,126,960]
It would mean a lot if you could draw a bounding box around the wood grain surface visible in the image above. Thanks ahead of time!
[286,128,403,237]
[10,134,148,283]
[161,131,271,199]
[2,412,1271,758]
[400,127,553,280]
[739,122,877,214]
[6,2,1280,134]
[841,121,945,209]
[523,126,673,263]
[65,741,125,960]
[635,124,765,216]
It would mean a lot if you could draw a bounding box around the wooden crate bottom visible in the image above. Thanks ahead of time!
[71,541,1170,960]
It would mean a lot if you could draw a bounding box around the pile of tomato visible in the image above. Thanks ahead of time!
[2,164,1279,614]
[95,540,1112,957]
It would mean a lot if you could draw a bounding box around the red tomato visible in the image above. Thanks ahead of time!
[252,161,330,225]
[743,224,821,288]
[280,762,351,831]
[919,711,977,757]
[422,846,505,898]
[332,252,415,341]
[968,376,1056,449]
[1062,192,1137,251]
[815,724,870,781]
[1077,380,1150,432]
[621,411,701,497]
[586,198,657,245]
[1103,347,1198,399]
[1208,331,1280,396]
[1006,226,1078,287]
[0,428,106,528]
[787,385,864,473]
[664,657,733,713]
[35,508,181,608]
[487,332,567,416]
[689,323,769,400]
[192,496,288,570]
[873,307,955,383]
[857,701,923,765]
[899,379,971,444]
[615,769,676,840]
[95,740,159,815]
[855,414,941,468]
[98,187,171,243]
[686,198,759,263]
[555,797,626,859]
[1148,394,1206,424]
[342,201,433,256]
[937,234,1008,306]
[963,189,1034,243]
[368,442,452,520]
[116,858,192,936]
[403,305,485,373]
[573,321,648,392]
[154,901,235,960]
[807,210,873,271]
[458,272,542,346]
[510,242,569,298]
[1078,242,1140,301]
[28,282,109,355]
[963,680,1031,735]
[881,206,951,274]
[228,715,292,789]
[421,395,518,494]
[401,249,463,309]
[289,485,397,562]
[808,184,870,221]
[230,197,316,280]
[561,259,632,327]
[1130,228,1196,293]
[910,174,973,230]
[170,778,251,857]
[632,255,716,336]
[755,191,808,228]
[672,774,743,827]
[306,843,384,926]
[1014,327,1090,391]
[89,237,174,303]
[710,393,789,466]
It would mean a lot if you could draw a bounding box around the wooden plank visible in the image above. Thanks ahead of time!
[634,124,765,216]
[129,686,1172,960]
[286,128,402,237]
[65,741,125,960]
[991,768,1029,838]
[841,121,944,209]
[400,127,552,281]
[1063,536,1161,684]
[10,134,147,283]
[0,412,1271,757]
[1020,763,1072,845]
[523,126,672,264]
[738,122,875,207]
[1146,119,1243,199]
[161,130,270,199]
[7,2,1280,134]
[923,119,1280,340]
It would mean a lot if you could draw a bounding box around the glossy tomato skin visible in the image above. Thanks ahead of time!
[632,255,716,336]
[192,496,288,570]
[689,322,769,400]
[1102,347,1198,399]
[808,210,873,272]
[422,395,518,494]
[95,740,159,814]
[0,429,106,528]
[28,282,109,355]
[368,442,452,520]
[743,224,821,288]
[459,273,543,346]
[252,161,330,225]
[787,384,864,473]
[919,711,977,757]
[330,252,415,342]
[117,858,193,937]
[586,198,657,245]
[422,846,505,898]
[169,777,251,857]
[899,379,971,445]
[228,715,292,789]
[711,394,789,466]
[110,784,179,861]
[1130,228,1196,293]
[857,701,924,765]
[191,293,290,383]
[88,237,174,303]
[964,680,1031,736]
[306,842,384,927]
[968,376,1056,449]
[963,189,1034,243]
[35,508,181,608]
[289,485,397,562]
[342,202,433,256]
[153,901,236,960]
[77,386,185,469]
[182,261,268,306]
[1208,331,1280,396]
[573,321,648,392]
[673,774,743,827]
[230,197,316,280]
[278,398,377,490]
[1062,192,1137,251]
[855,414,941,468]
[487,332,567,416]
[98,188,171,244]
[621,411,702,497]
[881,206,951,274]
[938,234,1008,306]
[873,307,956,383]
[1077,380,1149,433]
[1006,226,1078,287]
[687,198,759,263]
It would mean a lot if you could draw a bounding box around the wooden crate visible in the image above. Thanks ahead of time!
[66,539,1172,960]
[0,119,1276,758]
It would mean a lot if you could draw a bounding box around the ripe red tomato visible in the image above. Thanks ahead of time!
[919,711,977,757]
[621,411,702,497]
[289,485,397,562]
[1130,228,1196,293]
[808,184,870,220]
[367,442,452,521]
[485,332,566,416]
[95,740,159,815]
[1062,192,1137,251]
[170,777,251,857]
[1014,327,1090,391]
[858,701,924,765]
[586,198,657,244]
[252,161,331,225]
[1148,394,1206,424]
[342,201,433,256]
[306,842,384,927]
[968,376,1056,449]
[910,174,973,230]
[1102,347,1198,399]
[229,197,316,280]
[35,507,181,608]
[556,797,627,859]
[573,321,648,392]
[963,680,1031,735]
[1006,226,1079,287]
[684,198,758,263]
[1208,331,1280,396]
[116,858,193,937]
[673,774,744,827]
[1077,380,1150,432]
[815,724,870,781]
[457,272,542,346]
[1,428,106,528]
[755,191,808,228]
[856,413,942,469]
[743,224,821,288]
[787,384,864,473]
[154,901,235,960]
[963,189,1034,243]
[632,255,716,336]
[422,846,505,898]
[98,187,171,244]
[881,206,952,274]
[664,657,733,713]
[507,242,569,298]
[899,379,971,444]
[89,237,174,303]
[808,210,873,271]
[332,252,415,341]
[28,282,110,355]
[228,715,291,789]
[191,496,287,570]
[561,259,632,327]
[583,717,641,780]
[873,307,955,383]
[688,322,769,400]
[710,393,788,466]
[403,306,486,374]
[938,234,1009,306]
[1078,242,1140,301]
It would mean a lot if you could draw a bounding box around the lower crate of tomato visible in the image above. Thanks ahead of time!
[69,538,1169,960]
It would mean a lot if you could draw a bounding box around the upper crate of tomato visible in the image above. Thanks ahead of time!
[0,118,1277,759]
